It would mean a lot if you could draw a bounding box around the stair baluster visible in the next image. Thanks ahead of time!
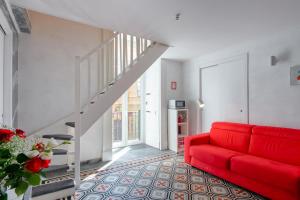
[75,56,81,186]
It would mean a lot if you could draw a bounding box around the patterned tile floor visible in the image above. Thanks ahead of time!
[112,144,174,164]
[76,155,266,200]
[45,144,174,184]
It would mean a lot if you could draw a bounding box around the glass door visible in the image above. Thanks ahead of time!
[112,97,124,147]
[127,80,141,144]
[112,79,143,148]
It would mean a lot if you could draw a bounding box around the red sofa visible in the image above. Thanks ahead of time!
[184,122,300,200]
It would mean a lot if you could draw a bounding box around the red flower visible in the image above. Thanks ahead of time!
[0,129,15,142]
[25,157,42,173]
[34,143,45,152]
[15,129,26,138]
[41,159,51,168]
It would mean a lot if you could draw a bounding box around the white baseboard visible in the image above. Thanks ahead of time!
[102,150,112,161]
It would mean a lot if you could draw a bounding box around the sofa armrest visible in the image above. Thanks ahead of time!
[184,133,210,164]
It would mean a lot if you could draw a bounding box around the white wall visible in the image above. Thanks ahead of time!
[18,11,114,161]
[183,29,300,133]
[18,10,113,133]
[80,109,111,161]
[102,108,112,161]
[80,116,103,161]
[161,59,184,100]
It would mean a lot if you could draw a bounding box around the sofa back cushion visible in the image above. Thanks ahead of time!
[249,126,300,166]
[210,122,254,153]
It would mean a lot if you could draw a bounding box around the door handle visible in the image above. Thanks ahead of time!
[146,111,151,113]
[146,93,151,95]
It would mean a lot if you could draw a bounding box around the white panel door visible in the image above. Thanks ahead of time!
[201,57,248,132]
[144,64,160,148]
[0,28,4,124]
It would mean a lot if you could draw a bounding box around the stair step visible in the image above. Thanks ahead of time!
[52,149,68,155]
[65,122,75,128]
[32,179,75,198]
[42,134,73,141]
[43,164,69,173]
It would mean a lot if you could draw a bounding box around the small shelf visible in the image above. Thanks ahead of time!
[168,108,189,153]
[176,108,188,111]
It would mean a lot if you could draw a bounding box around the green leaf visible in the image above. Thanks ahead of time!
[4,178,17,187]
[40,171,46,178]
[0,193,7,200]
[5,164,20,173]
[22,171,31,179]
[0,187,7,200]
[15,181,28,196]
[0,159,7,165]
[62,141,71,145]
[0,149,10,159]
[27,174,41,186]
[16,153,29,163]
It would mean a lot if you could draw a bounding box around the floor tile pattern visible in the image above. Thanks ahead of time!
[76,156,266,200]
[44,151,176,184]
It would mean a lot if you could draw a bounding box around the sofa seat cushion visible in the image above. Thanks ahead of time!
[190,144,242,169]
[231,155,300,193]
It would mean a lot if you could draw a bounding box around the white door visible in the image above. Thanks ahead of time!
[0,28,5,124]
[200,57,248,132]
[144,64,160,149]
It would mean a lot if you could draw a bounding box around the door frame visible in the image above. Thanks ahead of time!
[143,61,163,150]
[112,78,145,148]
[199,53,249,132]
[0,8,14,126]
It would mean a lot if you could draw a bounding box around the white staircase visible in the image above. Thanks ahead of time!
[32,32,168,198]
[76,34,168,134]
[73,32,168,185]
[28,33,167,199]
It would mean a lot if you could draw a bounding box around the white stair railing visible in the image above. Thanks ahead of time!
[74,33,153,186]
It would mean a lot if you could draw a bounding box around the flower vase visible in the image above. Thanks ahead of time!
[6,189,24,200]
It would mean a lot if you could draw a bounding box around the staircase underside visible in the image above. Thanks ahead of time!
[80,42,168,134]
[29,37,168,199]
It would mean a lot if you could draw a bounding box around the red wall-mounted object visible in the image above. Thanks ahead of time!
[171,81,177,90]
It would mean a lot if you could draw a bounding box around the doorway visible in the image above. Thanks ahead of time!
[112,79,143,148]
[200,55,248,132]
[144,62,160,149]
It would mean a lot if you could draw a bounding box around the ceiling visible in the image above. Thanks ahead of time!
[9,0,300,61]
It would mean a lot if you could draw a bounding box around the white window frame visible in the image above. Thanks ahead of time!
[0,6,14,126]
